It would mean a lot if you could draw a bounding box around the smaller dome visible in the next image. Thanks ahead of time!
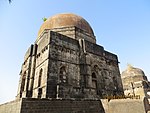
[122,65,145,77]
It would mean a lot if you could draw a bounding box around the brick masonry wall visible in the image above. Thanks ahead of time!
[0,99,22,113]
[0,98,150,113]
[20,98,105,113]
[101,98,150,113]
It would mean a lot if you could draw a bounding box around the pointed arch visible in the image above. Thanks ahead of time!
[38,68,43,87]
[59,66,67,84]
[92,72,97,89]
[20,71,26,97]
[91,64,99,95]
[37,68,43,98]
[21,71,26,92]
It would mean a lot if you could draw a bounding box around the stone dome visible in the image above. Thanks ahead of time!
[122,65,145,77]
[38,13,94,37]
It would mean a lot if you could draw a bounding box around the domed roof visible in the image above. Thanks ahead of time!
[122,65,145,77]
[38,13,94,37]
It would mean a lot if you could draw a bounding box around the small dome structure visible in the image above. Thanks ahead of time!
[38,13,94,37]
[122,65,145,77]
[121,65,150,99]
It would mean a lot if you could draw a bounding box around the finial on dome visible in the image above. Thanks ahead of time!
[127,64,134,71]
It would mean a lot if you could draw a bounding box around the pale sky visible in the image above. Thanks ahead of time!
[0,0,150,104]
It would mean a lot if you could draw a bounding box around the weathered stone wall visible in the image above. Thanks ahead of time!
[47,26,96,43]
[17,30,123,100]
[0,99,22,113]
[84,40,104,56]
[1,98,149,113]
[24,44,33,61]
[16,45,34,98]
[0,98,104,113]
[75,27,96,43]
[20,98,105,113]
[86,52,123,97]
[83,40,123,97]
[108,99,149,113]
[51,26,76,40]
[47,31,81,98]
[101,98,150,113]
[47,31,123,99]
[32,32,50,98]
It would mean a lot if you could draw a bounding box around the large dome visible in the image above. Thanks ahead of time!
[38,13,94,37]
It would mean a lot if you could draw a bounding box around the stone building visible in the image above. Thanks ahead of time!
[16,13,123,99]
[1,13,150,113]
[121,65,150,98]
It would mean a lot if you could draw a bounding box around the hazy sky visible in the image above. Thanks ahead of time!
[0,0,150,104]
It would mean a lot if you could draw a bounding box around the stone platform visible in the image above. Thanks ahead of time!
[0,98,150,113]
[0,98,105,113]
